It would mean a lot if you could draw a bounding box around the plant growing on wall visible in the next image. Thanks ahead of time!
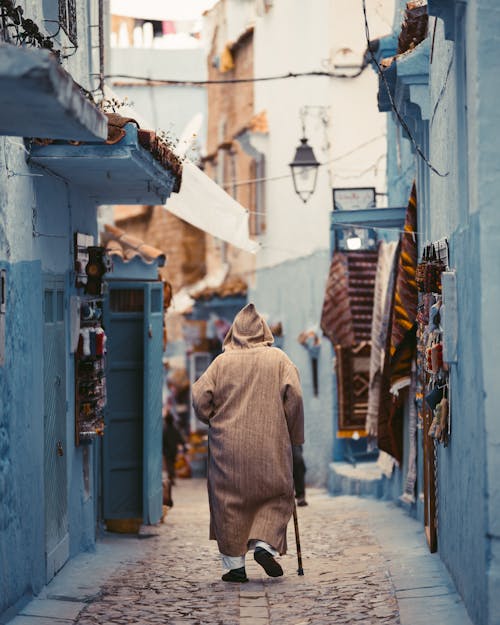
[0,0,59,53]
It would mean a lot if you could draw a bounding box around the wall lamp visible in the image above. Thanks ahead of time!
[289,107,321,203]
[345,230,362,250]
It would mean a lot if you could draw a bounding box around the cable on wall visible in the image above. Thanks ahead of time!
[104,65,369,87]
[361,0,448,178]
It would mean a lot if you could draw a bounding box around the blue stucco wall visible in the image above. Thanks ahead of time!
[471,3,500,623]
[0,260,45,614]
[380,2,500,622]
[435,220,487,625]
[0,137,101,616]
[31,169,100,559]
[249,250,334,487]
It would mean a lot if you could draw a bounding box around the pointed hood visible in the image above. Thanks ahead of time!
[222,303,274,350]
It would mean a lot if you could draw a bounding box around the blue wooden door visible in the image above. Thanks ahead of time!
[143,282,163,524]
[102,281,163,524]
[43,275,69,581]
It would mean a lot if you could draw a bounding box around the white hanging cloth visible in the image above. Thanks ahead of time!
[165,161,259,254]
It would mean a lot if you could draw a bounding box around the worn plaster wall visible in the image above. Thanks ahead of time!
[425,6,495,624]
[0,259,45,616]
[31,168,100,559]
[0,1,103,616]
[0,137,45,615]
[249,250,334,487]
[0,141,100,616]
[466,1,500,623]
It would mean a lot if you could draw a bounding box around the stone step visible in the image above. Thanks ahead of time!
[327,461,384,498]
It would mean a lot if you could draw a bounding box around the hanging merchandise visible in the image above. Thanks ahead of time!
[416,239,450,447]
[73,234,112,444]
[75,297,108,444]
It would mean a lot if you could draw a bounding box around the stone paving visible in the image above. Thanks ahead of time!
[7,477,473,625]
[73,480,400,625]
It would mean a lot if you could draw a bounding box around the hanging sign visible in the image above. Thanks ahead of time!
[333,187,376,211]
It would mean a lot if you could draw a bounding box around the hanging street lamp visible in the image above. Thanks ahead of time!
[289,135,321,203]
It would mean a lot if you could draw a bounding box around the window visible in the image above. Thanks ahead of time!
[110,289,144,312]
[59,0,77,46]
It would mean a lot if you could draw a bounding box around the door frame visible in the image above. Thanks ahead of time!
[43,274,69,582]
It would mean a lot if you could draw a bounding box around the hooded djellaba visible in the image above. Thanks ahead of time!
[192,303,305,583]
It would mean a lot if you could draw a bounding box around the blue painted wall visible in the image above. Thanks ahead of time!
[380,2,500,623]
[0,260,45,612]
[31,163,101,560]
[0,137,101,616]
[0,0,110,615]
[249,250,334,487]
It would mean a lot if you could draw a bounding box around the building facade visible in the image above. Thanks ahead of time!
[372,1,500,623]
[204,0,393,485]
[0,2,181,618]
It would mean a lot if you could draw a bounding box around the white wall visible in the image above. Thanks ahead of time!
[252,0,394,270]
[253,0,333,268]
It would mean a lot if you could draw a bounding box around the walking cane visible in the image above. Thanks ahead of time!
[293,502,304,576]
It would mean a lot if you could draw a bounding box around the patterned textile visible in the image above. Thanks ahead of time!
[377,183,418,462]
[403,363,418,501]
[321,251,378,347]
[192,304,304,557]
[366,241,399,436]
[335,342,371,431]
[389,182,418,388]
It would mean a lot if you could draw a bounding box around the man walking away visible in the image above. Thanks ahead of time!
[192,303,305,583]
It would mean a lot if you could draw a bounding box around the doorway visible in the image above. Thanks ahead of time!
[43,275,69,581]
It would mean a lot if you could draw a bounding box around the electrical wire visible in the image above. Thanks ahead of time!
[430,47,454,127]
[361,0,448,178]
[105,65,368,87]
[325,134,385,164]
[219,138,388,189]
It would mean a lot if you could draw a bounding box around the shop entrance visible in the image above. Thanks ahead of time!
[43,274,69,582]
[102,281,163,526]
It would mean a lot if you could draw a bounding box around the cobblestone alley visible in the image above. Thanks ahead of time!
[67,478,468,625]
[8,478,472,625]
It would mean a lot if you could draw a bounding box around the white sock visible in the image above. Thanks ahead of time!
[221,553,245,571]
[248,539,278,556]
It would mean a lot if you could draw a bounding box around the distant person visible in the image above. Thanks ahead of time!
[192,303,304,583]
[162,411,186,486]
[292,444,308,506]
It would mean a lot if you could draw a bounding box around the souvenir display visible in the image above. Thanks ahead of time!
[416,240,450,446]
[73,237,111,445]
[75,298,107,444]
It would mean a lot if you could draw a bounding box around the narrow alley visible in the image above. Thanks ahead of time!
[9,479,471,625]
[2,3,500,625]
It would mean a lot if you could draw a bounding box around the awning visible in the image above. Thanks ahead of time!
[330,207,407,230]
[98,86,258,253]
[29,123,181,205]
[165,161,259,254]
[0,43,107,141]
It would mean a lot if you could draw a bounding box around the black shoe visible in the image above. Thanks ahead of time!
[254,547,283,577]
[296,497,308,507]
[222,567,248,583]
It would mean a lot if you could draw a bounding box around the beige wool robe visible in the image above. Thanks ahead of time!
[192,303,304,557]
